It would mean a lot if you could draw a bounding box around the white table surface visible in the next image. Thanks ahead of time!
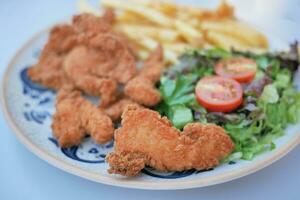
[1,1,300,199]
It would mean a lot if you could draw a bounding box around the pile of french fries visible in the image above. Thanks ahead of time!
[78,0,269,64]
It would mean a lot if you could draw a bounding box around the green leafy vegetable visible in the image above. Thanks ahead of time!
[274,70,291,89]
[260,84,279,103]
[256,56,269,70]
[199,47,231,59]
[157,46,300,161]
[169,105,193,129]
[160,74,197,105]
[284,90,300,123]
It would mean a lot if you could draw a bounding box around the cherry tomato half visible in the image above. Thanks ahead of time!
[195,76,243,112]
[215,57,257,83]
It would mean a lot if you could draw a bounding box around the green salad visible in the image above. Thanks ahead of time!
[156,42,300,161]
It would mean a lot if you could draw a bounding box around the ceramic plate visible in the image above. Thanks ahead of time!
[2,25,300,190]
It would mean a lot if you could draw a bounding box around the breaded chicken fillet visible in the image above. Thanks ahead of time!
[52,86,114,147]
[124,46,164,106]
[106,105,234,176]
[103,97,140,121]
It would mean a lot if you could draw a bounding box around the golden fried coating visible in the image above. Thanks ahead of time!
[124,77,161,107]
[27,25,77,89]
[43,25,78,54]
[72,10,114,34]
[62,30,138,106]
[71,12,137,84]
[139,45,164,82]
[27,54,69,89]
[27,10,114,90]
[106,105,234,176]
[63,46,118,107]
[52,86,114,147]
[103,97,140,121]
[89,33,137,83]
[28,10,136,96]
[124,46,164,106]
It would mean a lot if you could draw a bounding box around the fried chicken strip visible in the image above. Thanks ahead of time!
[27,25,77,89]
[27,10,114,89]
[89,33,137,83]
[63,46,118,106]
[106,105,234,176]
[124,46,164,106]
[63,30,138,106]
[28,10,136,94]
[52,86,114,147]
[139,45,164,83]
[103,97,140,121]
[72,10,114,34]
[124,77,161,107]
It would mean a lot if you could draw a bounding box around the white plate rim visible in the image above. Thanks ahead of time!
[2,28,300,190]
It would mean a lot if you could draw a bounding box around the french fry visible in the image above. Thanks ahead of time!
[139,37,158,50]
[137,50,149,60]
[177,5,207,18]
[77,0,269,64]
[164,49,179,64]
[176,12,191,21]
[206,31,249,50]
[201,20,268,48]
[115,24,179,43]
[174,19,203,46]
[176,12,200,27]
[119,27,178,64]
[117,11,153,25]
[139,38,178,64]
[163,43,189,53]
[142,39,179,64]
[108,0,203,47]
[127,0,150,6]
[147,1,178,16]
[77,0,102,16]
[115,25,154,49]
[206,31,266,53]
[101,0,172,26]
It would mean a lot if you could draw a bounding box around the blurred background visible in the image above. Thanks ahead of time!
[0,0,299,200]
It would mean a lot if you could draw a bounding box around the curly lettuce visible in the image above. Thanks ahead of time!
[157,44,300,161]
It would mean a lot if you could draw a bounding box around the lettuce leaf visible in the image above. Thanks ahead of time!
[260,84,279,103]
[169,105,193,129]
[157,46,300,161]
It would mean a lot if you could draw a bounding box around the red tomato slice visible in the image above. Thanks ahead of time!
[195,76,243,112]
[215,57,257,83]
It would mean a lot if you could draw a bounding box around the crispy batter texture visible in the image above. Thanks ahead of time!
[63,46,118,106]
[124,77,161,107]
[28,10,136,97]
[27,11,113,90]
[52,86,114,147]
[103,97,140,121]
[106,105,234,176]
[67,12,137,85]
[72,9,114,34]
[124,46,164,106]
[27,25,77,89]
[89,33,137,83]
[139,45,164,83]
